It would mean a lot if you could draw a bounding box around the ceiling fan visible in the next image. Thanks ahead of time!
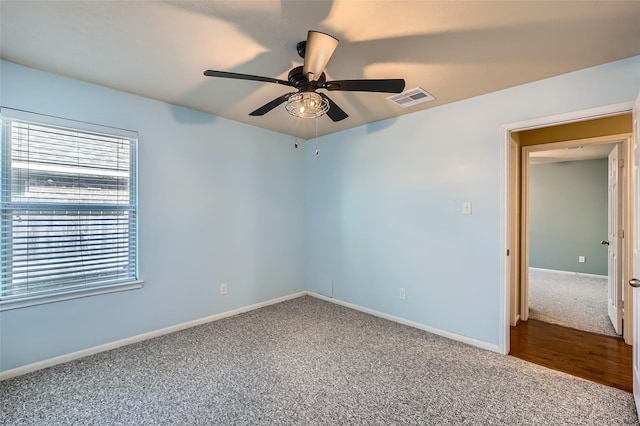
[203,31,406,122]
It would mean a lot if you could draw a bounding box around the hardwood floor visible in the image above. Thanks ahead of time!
[510,319,633,393]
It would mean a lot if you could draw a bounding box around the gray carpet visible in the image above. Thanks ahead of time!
[528,268,618,337]
[1,296,637,425]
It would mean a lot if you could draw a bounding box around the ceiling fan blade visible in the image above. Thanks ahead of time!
[249,92,296,116]
[323,79,405,93]
[204,70,292,87]
[319,93,348,122]
[302,31,339,82]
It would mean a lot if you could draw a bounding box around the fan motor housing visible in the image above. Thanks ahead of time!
[288,66,325,91]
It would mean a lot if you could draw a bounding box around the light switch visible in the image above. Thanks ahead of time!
[462,201,472,215]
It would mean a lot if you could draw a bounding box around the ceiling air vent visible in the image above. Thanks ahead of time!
[387,87,435,108]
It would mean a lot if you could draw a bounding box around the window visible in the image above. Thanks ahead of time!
[1,109,140,310]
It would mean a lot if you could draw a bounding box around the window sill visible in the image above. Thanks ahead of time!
[0,280,144,312]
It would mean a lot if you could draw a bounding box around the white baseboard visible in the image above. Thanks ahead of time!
[529,267,607,279]
[2,290,502,381]
[0,291,307,381]
[307,292,501,353]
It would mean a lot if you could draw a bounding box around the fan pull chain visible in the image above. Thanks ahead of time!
[315,116,319,155]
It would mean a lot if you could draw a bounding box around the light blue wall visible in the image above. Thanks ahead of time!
[306,56,640,345]
[2,55,640,372]
[529,159,608,275]
[0,61,307,371]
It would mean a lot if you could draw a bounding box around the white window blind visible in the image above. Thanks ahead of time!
[1,109,138,306]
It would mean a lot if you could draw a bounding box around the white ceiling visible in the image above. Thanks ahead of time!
[2,1,640,140]
[529,143,618,165]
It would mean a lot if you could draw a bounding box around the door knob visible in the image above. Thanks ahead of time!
[601,240,610,246]
[630,278,640,288]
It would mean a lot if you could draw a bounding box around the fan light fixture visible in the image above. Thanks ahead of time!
[285,92,329,119]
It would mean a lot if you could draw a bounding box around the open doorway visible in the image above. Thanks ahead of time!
[511,115,633,341]
[500,106,635,348]
[526,140,622,337]
[503,110,635,391]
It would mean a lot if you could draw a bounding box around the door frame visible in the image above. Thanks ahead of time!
[499,101,635,354]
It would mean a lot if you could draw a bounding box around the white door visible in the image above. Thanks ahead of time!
[608,144,623,334]
[631,89,640,415]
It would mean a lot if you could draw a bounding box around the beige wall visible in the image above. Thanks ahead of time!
[518,114,631,146]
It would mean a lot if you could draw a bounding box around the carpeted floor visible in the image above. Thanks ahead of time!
[528,268,618,337]
[1,296,637,425]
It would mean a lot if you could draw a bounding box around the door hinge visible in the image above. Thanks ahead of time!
[621,300,624,309]
[619,159,625,168]
[619,229,625,238]
[507,249,510,256]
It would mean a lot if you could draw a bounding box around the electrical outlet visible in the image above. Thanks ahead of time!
[578,256,586,263]
[399,288,406,299]
[220,283,228,295]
